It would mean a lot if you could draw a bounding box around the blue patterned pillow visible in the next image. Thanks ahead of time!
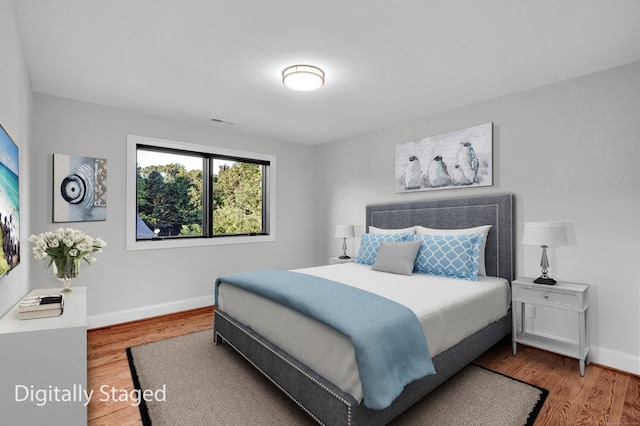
[355,233,411,265]
[412,234,485,280]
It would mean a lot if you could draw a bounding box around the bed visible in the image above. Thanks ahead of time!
[213,193,514,425]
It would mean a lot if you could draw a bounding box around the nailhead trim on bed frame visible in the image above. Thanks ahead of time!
[214,310,354,425]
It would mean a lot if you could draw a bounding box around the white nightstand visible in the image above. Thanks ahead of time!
[512,277,590,376]
[329,257,354,265]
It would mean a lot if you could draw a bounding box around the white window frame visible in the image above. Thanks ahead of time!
[126,134,276,251]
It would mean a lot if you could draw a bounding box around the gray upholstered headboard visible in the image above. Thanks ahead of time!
[366,193,514,282]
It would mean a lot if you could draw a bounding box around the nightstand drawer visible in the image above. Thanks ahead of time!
[517,287,579,308]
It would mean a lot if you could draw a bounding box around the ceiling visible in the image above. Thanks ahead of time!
[13,0,640,145]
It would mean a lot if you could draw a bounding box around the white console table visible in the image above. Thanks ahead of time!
[0,287,87,425]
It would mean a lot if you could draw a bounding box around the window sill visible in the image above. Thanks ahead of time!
[126,233,276,251]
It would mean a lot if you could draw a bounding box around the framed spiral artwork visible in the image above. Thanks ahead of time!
[53,153,107,222]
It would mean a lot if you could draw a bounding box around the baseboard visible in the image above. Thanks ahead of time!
[87,295,213,329]
[523,330,639,376]
[590,345,640,376]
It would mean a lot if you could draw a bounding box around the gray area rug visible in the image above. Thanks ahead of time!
[127,330,547,425]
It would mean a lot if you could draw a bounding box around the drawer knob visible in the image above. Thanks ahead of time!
[544,293,549,299]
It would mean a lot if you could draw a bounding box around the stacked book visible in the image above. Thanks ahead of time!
[17,294,64,320]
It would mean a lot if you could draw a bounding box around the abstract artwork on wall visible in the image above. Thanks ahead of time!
[395,123,493,193]
[53,153,107,222]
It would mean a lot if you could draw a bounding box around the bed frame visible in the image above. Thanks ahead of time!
[214,193,514,425]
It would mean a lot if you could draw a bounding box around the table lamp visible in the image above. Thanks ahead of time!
[522,222,568,285]
[334,225,355,259]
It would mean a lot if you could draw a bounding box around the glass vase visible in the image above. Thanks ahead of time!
[52,258,79,291]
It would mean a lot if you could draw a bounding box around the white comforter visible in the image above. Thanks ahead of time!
[217,262,510,402]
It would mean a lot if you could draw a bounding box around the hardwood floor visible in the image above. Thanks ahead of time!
[475,342,640,426]
[87,307,640,425]
[87,306,214,425]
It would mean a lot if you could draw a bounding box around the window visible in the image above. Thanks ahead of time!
[126,135,275,250]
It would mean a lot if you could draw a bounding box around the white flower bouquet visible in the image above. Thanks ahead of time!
[29,228,106,288]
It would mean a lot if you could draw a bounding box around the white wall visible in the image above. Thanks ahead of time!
[316,62,640,374]
[0,0,33,316]
[31,94,321,327]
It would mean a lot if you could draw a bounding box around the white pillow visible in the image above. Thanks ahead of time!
[369,226,416,234]
[415,225,492,276]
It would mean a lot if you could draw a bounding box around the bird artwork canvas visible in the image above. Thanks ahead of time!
[395,123,492,193]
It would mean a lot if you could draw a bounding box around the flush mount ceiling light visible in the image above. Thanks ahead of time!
[282,64,325,91]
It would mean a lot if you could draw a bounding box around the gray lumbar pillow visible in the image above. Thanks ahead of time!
[371,241,422,275]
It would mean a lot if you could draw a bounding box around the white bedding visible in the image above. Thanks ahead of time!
[216,262,510,403]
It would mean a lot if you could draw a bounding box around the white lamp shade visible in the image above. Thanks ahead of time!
[522,222,568,246]
[334,225,355,238]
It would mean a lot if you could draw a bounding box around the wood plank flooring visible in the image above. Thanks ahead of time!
[474,341,640,426]
[87,307,640,425]
[87,306,214,425]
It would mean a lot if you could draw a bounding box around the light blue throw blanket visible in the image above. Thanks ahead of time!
[214,269,435,410]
